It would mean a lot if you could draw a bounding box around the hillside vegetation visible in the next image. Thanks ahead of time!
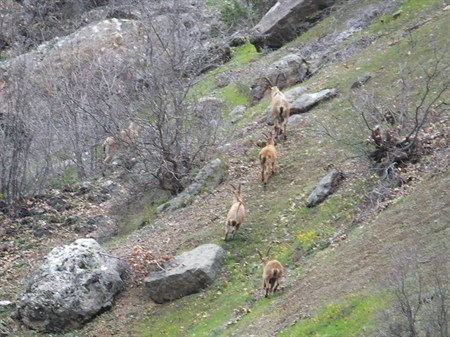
[1,0,449,336]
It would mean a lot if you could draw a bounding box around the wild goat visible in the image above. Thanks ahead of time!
[224,183,245,241]
[259,132,277,188]
[257,246,284,298]
[119,121,139,147]
[103,121,140,164]
[103,136,118,165]
[263,75,290,141]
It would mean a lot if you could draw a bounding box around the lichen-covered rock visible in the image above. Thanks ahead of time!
[14,239,127,332]
[144,244,224,303]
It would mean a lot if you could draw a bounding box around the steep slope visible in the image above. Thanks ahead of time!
[1,1,448,336]
[69,2,449,335]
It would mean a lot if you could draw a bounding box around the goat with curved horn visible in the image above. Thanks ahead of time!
[257,246,284,298]
[224,183,246,240]
[259,132,277,188]
[263,74,290,142]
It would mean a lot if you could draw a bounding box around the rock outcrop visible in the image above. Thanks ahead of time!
[14,239,127,332]
[250,0,336,51]
[144,244,224,303]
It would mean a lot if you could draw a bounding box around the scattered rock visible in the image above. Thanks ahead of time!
[79,182,93,194]
[144,244,224,303]
[46,196,66,212]
[101,180,116,194]
[13,238,127,332]
[214,73,231,88]
[64,215,79,227]
[350,75,372,89]
[30,207,45,216]
[33,228,51,238]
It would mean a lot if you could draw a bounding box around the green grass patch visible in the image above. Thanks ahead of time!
[188,42,261,101]
[50,165,79,189]
[277,294,384,337]
[229,42,259,67]
[215,82,248,113]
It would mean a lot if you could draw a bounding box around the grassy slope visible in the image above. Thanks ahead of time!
[127,1,449,336]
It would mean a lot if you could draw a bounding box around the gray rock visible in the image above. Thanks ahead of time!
[290,88,337,114]
[144,244,224,303]
[101,180,116,193]
[46,196,66,212]
[79,182,93,194]
[30,207,45,216]
[14,239,127,332]
[250,0,336,51]
[306,169,345,207]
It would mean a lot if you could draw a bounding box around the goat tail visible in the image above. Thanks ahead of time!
[235,202,242,219]
[279,107,285,123]
[272,269,278,278]
[260,155,266,166]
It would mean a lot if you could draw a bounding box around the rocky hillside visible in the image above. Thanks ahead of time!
[1,0,449,336]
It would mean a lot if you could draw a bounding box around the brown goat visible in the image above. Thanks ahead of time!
[225,183,245,241]
[119,121,139,147]
[103,136,118,164]
[259,132,277,188]
[263,75,290,141]
[257,246,284,298]
[103,121,140,164]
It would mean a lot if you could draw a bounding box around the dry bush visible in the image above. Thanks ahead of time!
[378,247,449,337]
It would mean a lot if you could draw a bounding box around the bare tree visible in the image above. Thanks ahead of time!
[0,61,35,205]
[128,3,225,194]
[378,248,449,337]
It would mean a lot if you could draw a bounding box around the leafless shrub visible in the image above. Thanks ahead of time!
[378,247,449,337]
[350,36,450,185]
